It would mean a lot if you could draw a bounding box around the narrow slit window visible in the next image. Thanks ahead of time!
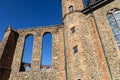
[73,46,78,54]
[69,6,73,13]
[71,27,75,33]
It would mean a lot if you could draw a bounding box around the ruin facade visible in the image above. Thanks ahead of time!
[0,0,120,80]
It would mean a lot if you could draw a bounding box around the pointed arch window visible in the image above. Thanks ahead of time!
[107,8,120,49]
[20,34,34,72]
[40,32,52,70]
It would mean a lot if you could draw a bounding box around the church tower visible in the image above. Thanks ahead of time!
[61,0,84,17]
[61,0,120,80]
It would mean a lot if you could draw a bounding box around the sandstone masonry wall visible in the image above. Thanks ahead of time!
[93,0,120,79]
[9,26,66,80]
[0,0,120,80]
[0,27,19,80]
[63,12,110,80]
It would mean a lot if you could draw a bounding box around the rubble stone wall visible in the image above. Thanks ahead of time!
[9,26,66,80]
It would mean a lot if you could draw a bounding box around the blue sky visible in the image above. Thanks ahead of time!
[0,0,62,41]
[0,0,62,65]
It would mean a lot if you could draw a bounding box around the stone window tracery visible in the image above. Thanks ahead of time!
[107,8,120,49]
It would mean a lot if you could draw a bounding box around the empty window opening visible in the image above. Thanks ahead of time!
[69,6,73,13]
[107,8,120,49]
[71,27,75,33]
[19,35,34,72]
[73,46,78,54]
[40,32,52,70]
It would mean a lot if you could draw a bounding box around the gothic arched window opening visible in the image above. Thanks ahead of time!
[107,8,120,49]
[40,32,52,70]
[19,34,34,72]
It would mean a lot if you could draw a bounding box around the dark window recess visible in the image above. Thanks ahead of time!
[69,6,73,12]
[20,62,31,71]
[71,27,75,33]
[73,46,78,53]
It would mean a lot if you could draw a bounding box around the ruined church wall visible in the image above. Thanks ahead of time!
[0,28,19,80]
[9,26,66,80]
